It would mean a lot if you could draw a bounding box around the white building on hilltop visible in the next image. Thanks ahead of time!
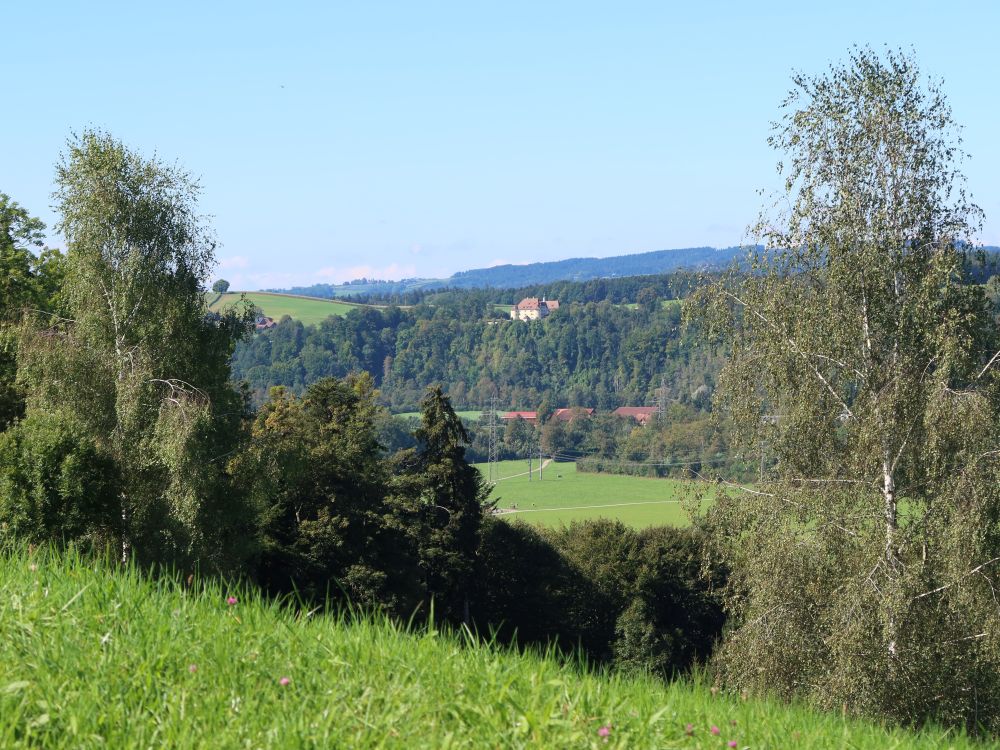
[510,297,559,321]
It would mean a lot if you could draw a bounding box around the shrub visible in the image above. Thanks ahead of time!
[474,517,725,676]
[0,411,120,546]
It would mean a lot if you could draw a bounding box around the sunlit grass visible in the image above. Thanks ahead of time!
[394,410,483,421]
[0,545,981,748]
[476,460,712,528]
[208,291,364,324]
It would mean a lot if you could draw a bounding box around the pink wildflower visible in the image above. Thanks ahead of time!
[728,742,738,749]
[597,725,611,737]
[279,677,291,686]
[226,596,238,606]
[188,664,198,673]
[685,723,694,735]
[710,725,721,735]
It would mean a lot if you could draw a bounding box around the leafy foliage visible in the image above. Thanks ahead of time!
[13,130,255,571]
[0,411,119,544]
[693,48,1000,730]
[235,376,420,614]
[232,296,724,414]
[0,194,65,430]
[474,518,726,677]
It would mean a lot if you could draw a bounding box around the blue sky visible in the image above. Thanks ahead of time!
[5,1,999,289]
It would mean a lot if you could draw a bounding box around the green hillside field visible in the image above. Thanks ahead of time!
[208,291,364,325]
[477,460,713,528]
[0,545,977,748]
[394,410,483,422]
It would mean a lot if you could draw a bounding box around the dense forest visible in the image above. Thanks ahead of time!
[232,282,726,413]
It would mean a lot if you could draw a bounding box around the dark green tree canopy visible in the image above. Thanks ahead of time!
[0,194,65,430]
[0,193,46,314]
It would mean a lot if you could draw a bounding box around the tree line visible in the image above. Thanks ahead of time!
[279,268,709,307]
[231,295,727,414]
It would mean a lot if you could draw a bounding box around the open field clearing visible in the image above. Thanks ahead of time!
[394,410,483,422]
[208,291,364,325]
[476,460,713,528]
[0,546,979,749]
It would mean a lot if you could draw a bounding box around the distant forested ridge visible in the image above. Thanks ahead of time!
[271,244,1000,305]
[270,245,745,300]
[442,246,743,287]
[347,269,706,307]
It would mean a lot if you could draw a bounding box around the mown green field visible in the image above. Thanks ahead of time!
[208,291,363,325]
[0,546,978,748]
[395,410,483,422]
[623,298,684,311]
[476,460,711,528]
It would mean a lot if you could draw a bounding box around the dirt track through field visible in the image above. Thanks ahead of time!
[491,458,553,481]
[499,499,683,514]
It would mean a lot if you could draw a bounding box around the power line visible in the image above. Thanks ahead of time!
[486,391,499,483]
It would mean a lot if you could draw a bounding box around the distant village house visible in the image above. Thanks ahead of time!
[612,406,658,426]
[510,297,559,321]
[255,315,277,331]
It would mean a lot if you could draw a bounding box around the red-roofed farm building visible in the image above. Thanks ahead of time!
[613,406,658,426]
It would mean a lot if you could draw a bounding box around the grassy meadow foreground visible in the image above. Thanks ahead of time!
[479,460,711,528]
[0,547,979,749]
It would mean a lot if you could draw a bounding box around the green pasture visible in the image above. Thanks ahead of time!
[0,546,977,749]
[623,298,683,311]
[394,410,483,421]
[476,460,712,528]
[208,291,364,325]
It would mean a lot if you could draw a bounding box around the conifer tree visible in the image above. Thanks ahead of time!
[394,386,492,622]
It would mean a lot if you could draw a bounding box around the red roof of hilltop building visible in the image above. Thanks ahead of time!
[551,407,593,422]
[510,297,560,320]
[501,411,538,424]
[613,406,658,425]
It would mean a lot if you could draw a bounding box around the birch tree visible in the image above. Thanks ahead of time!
[693,48,1000,730]
[12,130,254,570]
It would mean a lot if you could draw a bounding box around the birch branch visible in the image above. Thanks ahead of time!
[914,556,1000,600]
[725,290,855,419]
